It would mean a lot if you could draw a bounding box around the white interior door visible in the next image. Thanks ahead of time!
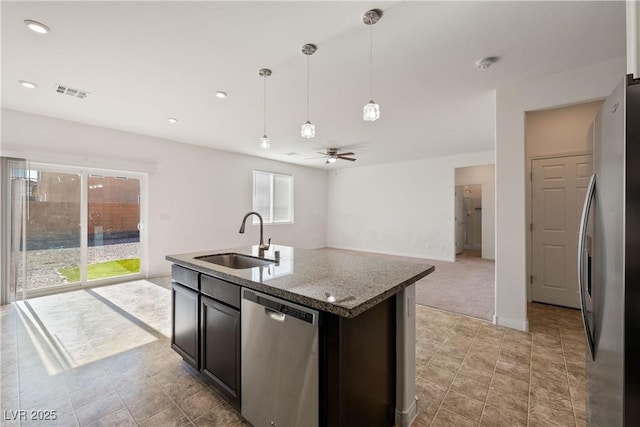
[455,186,464,254]
[531,154,592,308]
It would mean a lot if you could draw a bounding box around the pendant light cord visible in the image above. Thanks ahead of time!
[306,53,310,121]
[369,19,374,100]
[263,74,267,135]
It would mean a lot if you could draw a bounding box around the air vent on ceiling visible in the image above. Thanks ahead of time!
[284,152,301,156]
[55,84,89,99]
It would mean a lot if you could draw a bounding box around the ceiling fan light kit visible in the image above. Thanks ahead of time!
[320,148,357,164]
[363,9,382,122]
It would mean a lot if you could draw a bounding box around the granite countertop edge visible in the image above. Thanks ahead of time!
[166,248,435,318]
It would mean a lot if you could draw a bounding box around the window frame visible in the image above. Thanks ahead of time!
[252,170,294,225]
[9,161,148,298]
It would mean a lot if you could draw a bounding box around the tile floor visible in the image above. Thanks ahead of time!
[414,302,587,427]
[0,280,586,427]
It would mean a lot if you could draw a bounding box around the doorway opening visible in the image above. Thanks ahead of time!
[454,164,494,261]
[525,100,601,310]
[455,184,482,258]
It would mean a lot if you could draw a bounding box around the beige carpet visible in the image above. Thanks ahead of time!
[414,254,495,321]
[325,248,495,322]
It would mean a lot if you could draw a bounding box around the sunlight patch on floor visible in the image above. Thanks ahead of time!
[14,280,170,375]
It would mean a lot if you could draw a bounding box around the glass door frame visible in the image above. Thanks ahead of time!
[22,162,148,299]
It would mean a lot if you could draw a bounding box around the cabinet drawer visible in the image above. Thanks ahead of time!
[201,275,240,309]
[172,264,199,291]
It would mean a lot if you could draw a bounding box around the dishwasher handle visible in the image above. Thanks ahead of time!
[243,289,318,326]
[265,307,286,322]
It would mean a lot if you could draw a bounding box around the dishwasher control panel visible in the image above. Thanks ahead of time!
[277,304,314,323]
[242,289,317,325]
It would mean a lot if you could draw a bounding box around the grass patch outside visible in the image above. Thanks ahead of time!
[58,258,140,282]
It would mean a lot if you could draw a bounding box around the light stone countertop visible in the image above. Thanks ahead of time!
[166,245,434,318]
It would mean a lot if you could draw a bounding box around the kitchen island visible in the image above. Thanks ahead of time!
[166,245,434,427]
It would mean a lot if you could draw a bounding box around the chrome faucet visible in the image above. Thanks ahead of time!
[239,211,271,257]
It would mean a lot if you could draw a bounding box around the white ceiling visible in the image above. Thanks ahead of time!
[1,1,626,169]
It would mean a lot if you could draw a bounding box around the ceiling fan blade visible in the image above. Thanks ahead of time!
[338,152,355,156]
[339,157,357,162]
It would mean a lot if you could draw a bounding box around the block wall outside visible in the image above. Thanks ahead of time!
[21,172,141,249]
[26,201,139,249]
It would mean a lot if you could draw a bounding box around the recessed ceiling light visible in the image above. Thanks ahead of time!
[24,19,50,34]
[215,91,227,99]
[168,118,178,123]
[19,80,37,89]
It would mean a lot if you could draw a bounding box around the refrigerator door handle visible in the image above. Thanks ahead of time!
[578,173,596,360]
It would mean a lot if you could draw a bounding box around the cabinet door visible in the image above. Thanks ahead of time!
[201,296,240,405]
[172,282,199,369]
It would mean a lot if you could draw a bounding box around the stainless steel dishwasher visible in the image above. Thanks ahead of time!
[241,288,319,427]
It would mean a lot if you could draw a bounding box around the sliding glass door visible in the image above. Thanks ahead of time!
[85,173,142,282]
[21,166,82,293]
[8,162,146,297]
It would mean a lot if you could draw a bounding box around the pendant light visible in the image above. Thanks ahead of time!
[259,68,272,149]
[363,9,382,122]
[301,43,317,138]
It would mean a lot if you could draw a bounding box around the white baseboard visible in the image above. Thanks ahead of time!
[395,397,418,427]
[327,245,455,262]
[493,314,529,332]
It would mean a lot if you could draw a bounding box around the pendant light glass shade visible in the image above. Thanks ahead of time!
[259,68,272,149]
[363,10,382,122]
[260,135,271,149]
[301,121,315,138]
[301,44,317,139]
[363,100,380,121]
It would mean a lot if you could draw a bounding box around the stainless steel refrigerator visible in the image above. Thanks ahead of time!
[578,74,640,426]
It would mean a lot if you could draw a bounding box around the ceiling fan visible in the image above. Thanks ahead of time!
[318,148,357,164]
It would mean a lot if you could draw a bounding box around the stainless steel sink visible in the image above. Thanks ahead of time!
[195,253,274,269]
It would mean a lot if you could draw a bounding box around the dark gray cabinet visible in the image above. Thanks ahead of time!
[323,296,396,427]
[201,296,240,406]
[171,281,199,368]
[170,265,241,408]
[200,274,241,408]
